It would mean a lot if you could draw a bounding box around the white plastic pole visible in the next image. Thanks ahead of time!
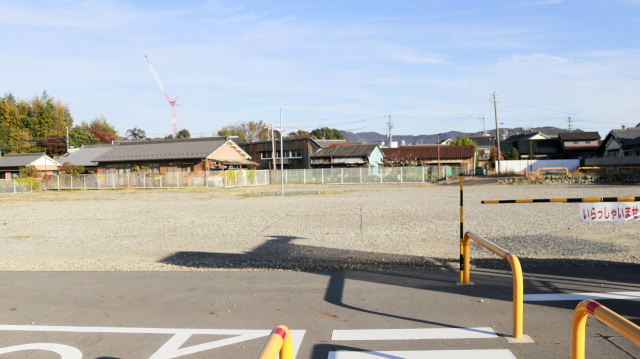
[400,167,403,183]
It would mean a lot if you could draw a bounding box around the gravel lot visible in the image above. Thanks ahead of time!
[1,181,639,271]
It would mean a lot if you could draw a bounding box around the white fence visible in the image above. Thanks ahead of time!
[499,159,580,173]
[43,170,271,190]
[4,165,473,194]
[0,179,37,194]
[270,165,470,185]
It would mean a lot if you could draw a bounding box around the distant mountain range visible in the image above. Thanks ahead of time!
[341,126,579,145]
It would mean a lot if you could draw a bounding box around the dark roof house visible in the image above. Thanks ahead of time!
[94,136,256,172]
[311,144,384,168]
[0,153,61,179]
[314,139,348,148]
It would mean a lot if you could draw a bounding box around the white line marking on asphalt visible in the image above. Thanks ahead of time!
[328,349,517,359]
[331,327,497,341]
[523,291,640,301]
[0,325,305,359]
[0,343,82,359]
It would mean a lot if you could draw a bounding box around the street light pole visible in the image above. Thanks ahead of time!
[437,133,442,180]
[491,92,502,174]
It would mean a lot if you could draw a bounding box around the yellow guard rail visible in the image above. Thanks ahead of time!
[617,166,640,173]
[257,325,293,359]
[537,167,569,175]
[577,166,608,173]
[462,231,523,339]
[571,300,640,359]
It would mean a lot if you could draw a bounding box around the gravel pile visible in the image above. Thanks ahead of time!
[1,182,638,271]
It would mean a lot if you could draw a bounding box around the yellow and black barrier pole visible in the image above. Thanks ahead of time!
[459,175,464,284]
[482,196,640,204]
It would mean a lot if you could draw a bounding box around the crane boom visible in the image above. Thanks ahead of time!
[144,55,179,138]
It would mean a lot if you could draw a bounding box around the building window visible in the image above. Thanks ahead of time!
[585,141,591,144]
[573,141,579,144]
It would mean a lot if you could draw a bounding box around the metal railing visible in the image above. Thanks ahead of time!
[537,167,569,175]
[616,166,640,173]
[577,166,608,173]
[571,300,640,359]
[461,231,524,339]
[257,325,293,359]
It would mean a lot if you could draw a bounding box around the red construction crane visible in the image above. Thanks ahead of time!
[145,55,179,138]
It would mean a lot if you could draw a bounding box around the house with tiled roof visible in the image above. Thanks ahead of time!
[0,152,61,179]
[311,144,383,168]
[381,145,474,168]
[504,132,549,142]
[56,144,115,172]
[557,132,601,159]
[585,126,640,169]
[93,136,257,175]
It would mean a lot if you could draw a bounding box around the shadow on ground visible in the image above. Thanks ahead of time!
[159,235,640,324]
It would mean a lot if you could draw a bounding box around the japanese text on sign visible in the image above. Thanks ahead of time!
[580,202,640,222]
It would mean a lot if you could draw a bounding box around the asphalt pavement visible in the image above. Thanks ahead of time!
[0,265,639,359]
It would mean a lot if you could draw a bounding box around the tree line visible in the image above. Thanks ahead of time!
[1,91,346,156]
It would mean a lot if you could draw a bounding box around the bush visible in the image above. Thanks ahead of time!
[19,165,39,178]
[60,162,85,175]
[15,177,41,190]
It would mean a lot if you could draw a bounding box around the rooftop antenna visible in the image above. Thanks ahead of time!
[145,55,179,139]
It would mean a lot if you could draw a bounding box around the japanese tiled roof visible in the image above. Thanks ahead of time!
[468,136,494,147]
[504,132,545,142]
[381,145,474,159]
[312,144,378,157]
[57,145,114,167]
[314,140,348,148]
[94,137,237,162]
[557,132,601,141]
[0,153,48,167]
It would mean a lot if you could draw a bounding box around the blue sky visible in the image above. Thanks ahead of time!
[1,0,639,138]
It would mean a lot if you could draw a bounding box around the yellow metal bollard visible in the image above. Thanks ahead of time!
[571,300,640,359]
[257,325,293,359]
[462,231,524,339]
[459,175,464,284]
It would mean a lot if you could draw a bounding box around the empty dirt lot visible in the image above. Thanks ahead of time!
[1,183,639,271]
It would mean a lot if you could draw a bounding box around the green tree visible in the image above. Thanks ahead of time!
[451,135,482,159]
[177,129,191,138]
[68,126,100,147]
[310,127,345,140]
[126,126,147,140]
[506,147,520,160]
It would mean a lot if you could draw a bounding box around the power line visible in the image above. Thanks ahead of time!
[502,76,640,100]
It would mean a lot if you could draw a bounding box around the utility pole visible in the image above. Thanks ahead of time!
[387,114,393,147]
[66,126,69,152]
[280,108,285,195]
[491,92,502,174]
[271,124,277,185]
[567,115,572,132]
[479,115,486,136]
